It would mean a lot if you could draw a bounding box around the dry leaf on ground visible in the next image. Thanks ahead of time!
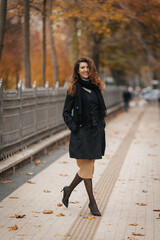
[17,234,28,236]
[27,180,36,184]
[129,223,138,226]
[9,216,15,218]
[55,234,71,237]
[32,211,41,213]
[15,214,26,218]
[142,190,148,193]
[106,224,111,226]
[0,179,12,183]
[8,224,18,231]
[133,233,145,236]
[56,213,65,216]
[153,209,160,212]
[47,152,52,155]
[43,190,51,193]
[128,237,139,240]
[26,172,34,175]
[43,210,53,214]
[69,201,79,204]
[136,203,147,206]
[154,178,160,181]
[59,174,68,177]
[88,216,95,220]
[9,196,19,199]
[156,217,160,219]
[34,225,42,228]
[57,203,63,207]
[34,160,41,165]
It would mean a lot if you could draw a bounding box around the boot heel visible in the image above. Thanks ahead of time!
[61,186,69,208]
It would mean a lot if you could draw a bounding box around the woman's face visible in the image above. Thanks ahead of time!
[78,62,89,79]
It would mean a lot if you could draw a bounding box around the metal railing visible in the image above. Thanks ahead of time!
[0,79,124,160]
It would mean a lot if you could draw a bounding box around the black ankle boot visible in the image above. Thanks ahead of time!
[61,186,69,208]
[88,203,101,216]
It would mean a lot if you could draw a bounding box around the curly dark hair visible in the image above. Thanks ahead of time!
[68,57,104,96]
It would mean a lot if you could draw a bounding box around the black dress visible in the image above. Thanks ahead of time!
[65,87,106,160]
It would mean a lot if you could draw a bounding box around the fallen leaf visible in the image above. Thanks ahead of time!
[43,210,53,214]
[17,234,28,236]
[142,190,148,193]
[57,203,63,207]
[47,152,52,155]
[43,190,51,193]
[8,224,18,231]
[132,233,145,236]
[136,203,147,206]
[34,159,41,165]
[154,178,160,181]
[15,214,26,218]
[20,172,24,175]
[128,237,139,240]
[106,224,111,226]
[55,234,72,237]
[153,209,160,212]
[156,217,160,219]
[88,216,95,220]
[59,174,68,177]
[56,213,65,216]
[129,223,138,226]
[69,201,79,204]
[34,225,42,227]
[9,216,15,218]
[9,196,19,199]
[27,180,36,184]
[0,179,12,183]
[31,211,41,213]
[26,172,34,175]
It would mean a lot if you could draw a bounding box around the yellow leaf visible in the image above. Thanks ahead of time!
[8,224,18,231]
[55,234,72,237]
[129,223,138,226]
[56,213,65,216]
[17,234,28,236]
[43,190,51,193]
[59,174,68,177]
[153,209,160,212]
[69,201,79,204]
[128,237,139,240]
[43,210,53,214]
[57,203,63,207]
[32,211,41,213]
[88,216,95,220]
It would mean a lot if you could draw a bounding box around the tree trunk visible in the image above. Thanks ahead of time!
[24,0,31,88]
[48,0,59,87]
[42,0,46,87]
[92,34,103,72]
[71,18,79,63]
[0,0,7,60]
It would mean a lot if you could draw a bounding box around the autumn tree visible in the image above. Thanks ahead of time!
[0,0,7,60]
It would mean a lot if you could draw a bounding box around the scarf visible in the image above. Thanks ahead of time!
[75,76,107,124]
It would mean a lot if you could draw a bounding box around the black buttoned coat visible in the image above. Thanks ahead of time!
[62,90,106,160]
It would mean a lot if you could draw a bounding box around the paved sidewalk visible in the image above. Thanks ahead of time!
[0,104,160,240]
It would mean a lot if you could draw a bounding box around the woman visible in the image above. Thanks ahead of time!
[62,57,106,216]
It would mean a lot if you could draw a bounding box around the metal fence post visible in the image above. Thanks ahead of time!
[45,81,49,131]
[0,79,3,159]
[18,80,23,150]
[33,81,37,141]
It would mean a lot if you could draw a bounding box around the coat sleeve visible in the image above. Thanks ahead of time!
[62,93,77,132]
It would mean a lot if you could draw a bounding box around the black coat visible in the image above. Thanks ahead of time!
[62,89,106,159]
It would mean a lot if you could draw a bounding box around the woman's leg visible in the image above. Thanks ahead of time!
[62,172,83,207]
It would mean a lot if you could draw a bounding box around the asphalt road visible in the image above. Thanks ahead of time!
[0,144,69,201]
